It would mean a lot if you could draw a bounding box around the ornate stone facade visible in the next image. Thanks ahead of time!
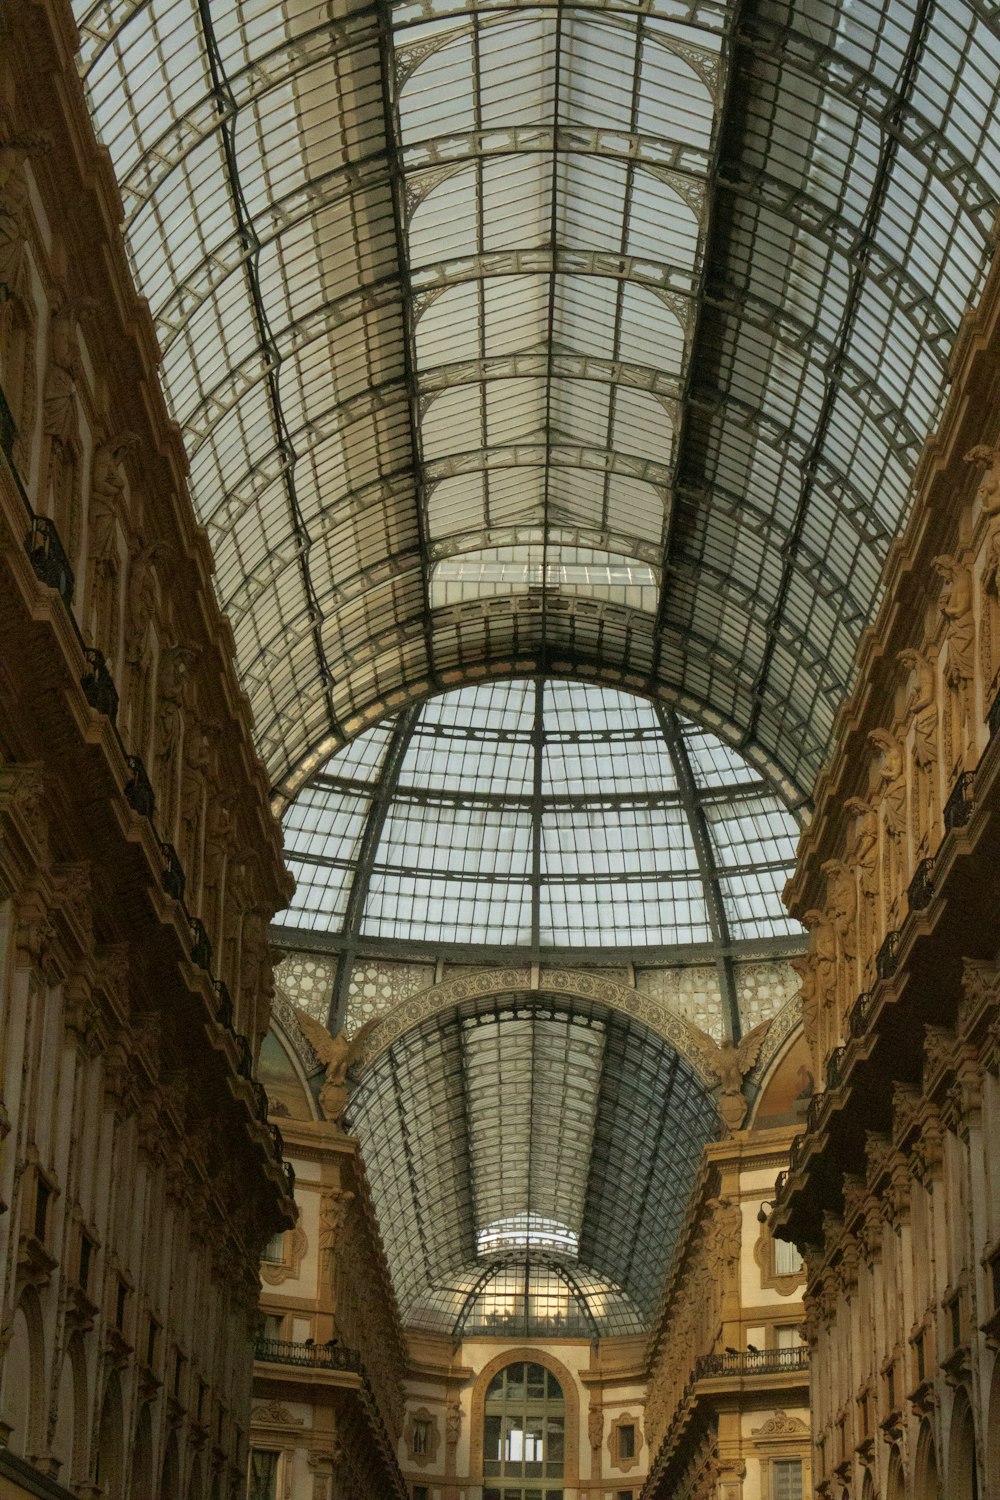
[0,6,294,1495]
[772,239,1000,1494]
[252,1098,408,1500]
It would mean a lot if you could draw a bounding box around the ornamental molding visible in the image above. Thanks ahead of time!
[751,1410,809,1438]
[260,1225,308,1285]
[271,986,324,1074]
[351,967,717,1085]
[251,1401,304,1427]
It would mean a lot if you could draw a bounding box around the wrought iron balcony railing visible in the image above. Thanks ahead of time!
[849,990,874,1039]
[0,381,16,460]
[806,1091,826,1134]
[213,979,234,1028]
[124,755,155,818]
[189,917,212,971]
[944,770,975,831]
[25,515,74,606]
[989,681,1000,742]
[694,1347,809,1379]
[876,929,901,981]
[254,1337,361,1373]
[81,647,119,722]
[159,842,186,901]
[234,1034,254,1080]
[826,1046,847,1090]
[907,856,935,913]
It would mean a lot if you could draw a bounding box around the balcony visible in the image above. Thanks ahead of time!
[25,515,74,607]
[907,856,935,914]
[826,1046,848,1090]
[875,929,901,982]
[81,647,119,722]
[124,755,155,818]
[849,991,875,1039]
[944,770,975,831]
[255,1337,361,1373]
[160,842,186,901]
[694,1347,809,1379]
[189,917,212,971]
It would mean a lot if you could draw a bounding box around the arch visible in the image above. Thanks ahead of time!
[913,1419,939,1500]
[886,1445,905,1500]
[130,1403,155,1500]
[861,1471,876,1500]
[1,1287,45,1459]
[50,1331,88,1485]
[988,1357,1000,1498]
[261,1000,320,1122]
[747,1018,814,1131]
[188,1451,204,1500]
[350,968,718,1087]
[268,657,811,816]
[95,1370,125,1499]
[161,1429,181,1500]
[947,1386,978,1500]
[470,1348,580,1486]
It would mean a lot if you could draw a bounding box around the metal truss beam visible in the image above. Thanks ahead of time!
[326,704,421,1030]
[660,708,741,1040]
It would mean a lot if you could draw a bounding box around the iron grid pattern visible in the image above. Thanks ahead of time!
[71,0,999,799]
[278,680,802,994]
[343,992,719,1333]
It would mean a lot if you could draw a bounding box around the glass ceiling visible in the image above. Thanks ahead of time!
[276,680,803,978]
[344,991,719,1335]
[71,0,1000,803]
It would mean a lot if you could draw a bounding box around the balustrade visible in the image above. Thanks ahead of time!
[25,516,73,606]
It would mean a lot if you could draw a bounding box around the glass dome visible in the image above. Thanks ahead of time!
[278,679,803,952]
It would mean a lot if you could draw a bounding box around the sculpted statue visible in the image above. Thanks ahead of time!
[897,647,937,771]
[89,432,139,661]
[868,729,906,839]
[789,955,818,1035]
[293,1009,381,1124]
[688,1020,770,1129]
[588,1404,603,1450]
[821,858,857,963]
[0,130,49,313]
[844,797,878,905]
[155,645,199,773]
[124,539,169,664]
[43,298,92,448]
[932,555,975,689]
[965,444,1000,516]
[705,1195,742,1270]
[318,1187,355,1286]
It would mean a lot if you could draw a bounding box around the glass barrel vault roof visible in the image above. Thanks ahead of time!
[277,679,804,953]
[344,991,721,1335]
[71,0,1000,803]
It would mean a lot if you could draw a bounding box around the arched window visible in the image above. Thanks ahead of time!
[483,1361,564,1500]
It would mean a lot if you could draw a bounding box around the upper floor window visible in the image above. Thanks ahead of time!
[483,1362,564,1499]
